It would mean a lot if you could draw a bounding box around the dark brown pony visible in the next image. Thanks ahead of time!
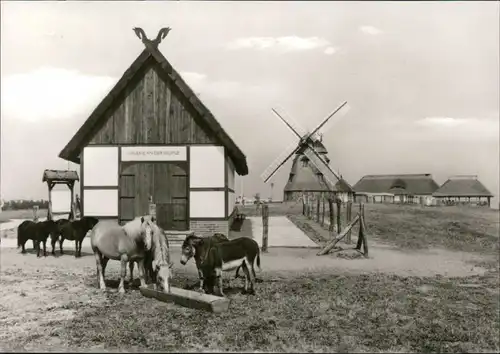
[53,216,99,257]
[17,220,60,257]
[180,235,260,296]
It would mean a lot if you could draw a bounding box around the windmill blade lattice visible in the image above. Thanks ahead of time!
[261,140,301,183]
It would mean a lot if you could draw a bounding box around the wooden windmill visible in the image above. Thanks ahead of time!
[261,101,354,202]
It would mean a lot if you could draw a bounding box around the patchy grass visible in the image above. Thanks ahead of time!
[5,267,498,353]
[365,204,499,254]
[250,202,499,255]
[0,209,48,223]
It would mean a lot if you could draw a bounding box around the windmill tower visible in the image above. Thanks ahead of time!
[261,102,354,202]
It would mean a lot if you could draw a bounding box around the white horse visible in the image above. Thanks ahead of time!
[90,215,169,294]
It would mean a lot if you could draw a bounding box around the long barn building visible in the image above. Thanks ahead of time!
[58,39,248,236]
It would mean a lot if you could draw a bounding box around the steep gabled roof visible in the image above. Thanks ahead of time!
[58,45,248,176]
[353,174,439,195]
[433,176,493,197]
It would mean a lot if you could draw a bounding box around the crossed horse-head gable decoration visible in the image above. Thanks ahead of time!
[132,27,172,49]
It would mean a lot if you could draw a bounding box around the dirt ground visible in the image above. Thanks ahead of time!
[0,205,498,351]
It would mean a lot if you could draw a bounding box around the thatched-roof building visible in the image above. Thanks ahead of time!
[433,175,493,207]
[353,173,440,204]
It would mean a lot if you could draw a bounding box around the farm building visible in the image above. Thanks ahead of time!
[353,173,440,205]
[433,175,493,207]
[58,34,248,236]
[283,138,354,202]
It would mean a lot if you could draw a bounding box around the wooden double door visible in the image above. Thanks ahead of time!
[119,162,188,230]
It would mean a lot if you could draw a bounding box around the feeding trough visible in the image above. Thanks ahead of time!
[140,285,231,313]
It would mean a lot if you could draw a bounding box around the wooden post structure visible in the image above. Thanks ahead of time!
[345,201,352,244]
[33,205,39,222]
[321,194,325,227]
[262,203,269,252]
[336,197,342,234]
[355,203,369,257]
[316,197,320,223]
[148,195,157,218]
[47,183,54,221]
[328,197,334,235]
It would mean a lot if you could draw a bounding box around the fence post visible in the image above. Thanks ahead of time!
[321,194,326,227]
[328,197,334,236]
[356,203,363,250]
[33,205,39,222]
[316,197,320,223]
[346,201,352,244]
[148,196,156,218]
[336,197,342,234]
[262,204,269,252]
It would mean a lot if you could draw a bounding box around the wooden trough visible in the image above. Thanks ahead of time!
[139,285,231,313]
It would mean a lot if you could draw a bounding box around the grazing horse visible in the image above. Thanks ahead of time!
[50,219,70,255]
[52,217,99,257]
[90,216,157,294]
[17,220,59,257]
[179,233,243,289]
[180,235,260,296]
[129,224,173,292]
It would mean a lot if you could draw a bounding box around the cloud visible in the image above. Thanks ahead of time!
[226,36,336,54]
[180,71,282,100]
[1,67,115,122]
[359,25,383,36]
[323,46,337,55]
[414,116,499,140]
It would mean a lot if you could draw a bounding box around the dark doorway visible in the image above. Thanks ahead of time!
[119,162,188,230]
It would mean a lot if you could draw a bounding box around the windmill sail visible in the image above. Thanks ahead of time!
[261,140,300,182]
[302,147,342,190]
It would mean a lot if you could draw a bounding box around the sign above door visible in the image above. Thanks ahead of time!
[121,146,187,162]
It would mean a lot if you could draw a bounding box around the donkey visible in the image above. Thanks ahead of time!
[180,235,260,296]
[179,233,243,288]
[53,216,99,257]
[17,220,60,257]
[90,216,171,294]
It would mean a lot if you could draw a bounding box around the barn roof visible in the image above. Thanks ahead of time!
[42,169,79,183]
[353,174,439,195]
[433,176,493,197]
[58,43,248,176]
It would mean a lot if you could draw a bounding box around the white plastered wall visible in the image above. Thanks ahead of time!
[189,146,225,188]
[226,158,235,190]
[227,191,236,216]
[83,147,118,186]
[82,146,119,217]
[84,189,118,217]
[190,191,225,218]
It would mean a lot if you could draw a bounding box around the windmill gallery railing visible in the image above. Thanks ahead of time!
[301,192,369,257]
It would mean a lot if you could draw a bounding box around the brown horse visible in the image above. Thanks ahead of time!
[129,223,173,292]
[90,216,159,294]
[17,220,60,257]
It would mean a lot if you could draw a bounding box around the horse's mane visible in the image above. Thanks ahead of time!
[151,224,170,268]
[122,215,153,240]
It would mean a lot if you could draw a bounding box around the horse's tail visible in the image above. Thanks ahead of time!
[255,249,261,272]
[17,226,21,248]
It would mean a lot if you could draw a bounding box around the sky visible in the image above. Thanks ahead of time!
[1,1,499,206]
